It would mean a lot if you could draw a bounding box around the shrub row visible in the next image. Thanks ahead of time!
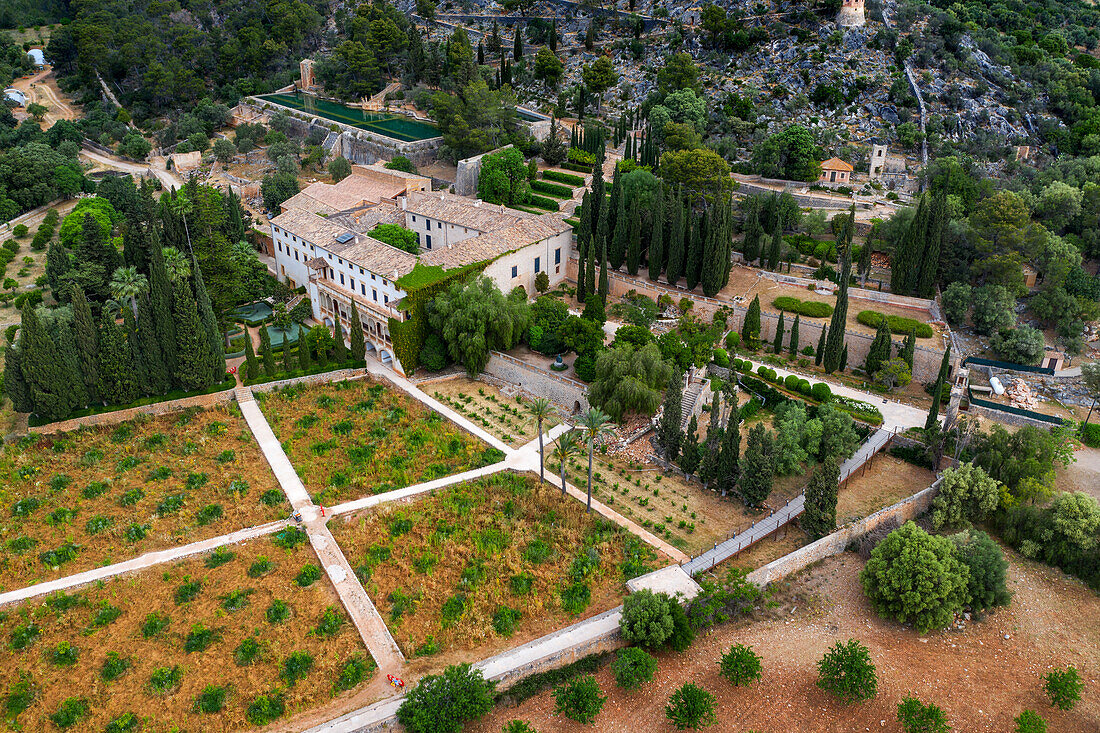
[561,161,594,174]
[567,148,598,166]
[771,296,834,318]
[857,310,934,338]
[542,170,585,186]
[1080,422,1100,449]
[531,180,574,198]
[525,194,560,211]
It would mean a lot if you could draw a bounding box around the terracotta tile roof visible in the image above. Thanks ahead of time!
[270,207,417,280]
[820,157,854,172]
[405,191,537,233]
[421,214,571,269]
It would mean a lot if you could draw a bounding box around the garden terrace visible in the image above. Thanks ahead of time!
[0,532,373,731]
[0,406,288,590]
[328,472,661,670]
[255,378,501,505]
[423,377,561,449]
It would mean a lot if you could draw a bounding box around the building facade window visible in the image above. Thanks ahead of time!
[555,248,561,264]
[426,235,432,249]
[534,257,540,273]
[511,265,518,278]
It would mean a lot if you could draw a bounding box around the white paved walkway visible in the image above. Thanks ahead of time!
[737,357,931,431]
[0,521,286,608]
[366,362,513,455]
[328,461,509,516]
[238,398,313,509]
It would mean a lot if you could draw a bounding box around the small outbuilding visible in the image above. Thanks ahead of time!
[818,157,854,187]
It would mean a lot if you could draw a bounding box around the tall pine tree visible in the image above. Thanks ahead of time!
[823,207,853,373]
[738,423,773,506]
[243,328,260,380]
[97,310,138,406]
[815,324,827,366]
[172,278,213,391]
[773,312,785,353]
[767,217,782,271]
[925,346,951,431]
[332,310,348,363]
[146,231,178,380]
[864,318,892,376]
[916,191,946,298]
[260,326,276,376]
[68,285,100,403]
[900,331,916,370]
[716,403,741,495]
[789,314,800,357]
[802,456,839,540]
[610,186,628,271]
[298,325,312,371]
[192,256,225,382]
[648,184,665,281]
[656,370,683,461]
[349,301,366,362]
[626,197,641,276]
[741,295,761,346]
[665,188,686,285]
[17,304,84,421]
[685,213,703,290]
[137,292,171,394]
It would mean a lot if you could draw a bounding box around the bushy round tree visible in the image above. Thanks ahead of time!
[1043,666,1082,711]
[951,529,1011,613]
[619,590,674,648]
[719,644,762,687]
[553,675,606,724]
[816,639,877,703]
[1014,709,1047,733]
[665,683,716,730]
[396,663,495,733]
[860,521,970,632]
[611,647,658,690]
[897,696,951,733]
[502,721,538,733]
[931,462,999,530]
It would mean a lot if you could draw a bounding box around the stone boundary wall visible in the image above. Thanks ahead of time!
[248,368,366,396]
[26,388,236,437]
[570,262,947,382]
[483,353,589,412]
[746,477,942,587]
[756,269,935,313]
[455,144,514,197]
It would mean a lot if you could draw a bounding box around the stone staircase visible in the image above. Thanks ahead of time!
[680,379,704,432]
[235,385,254,404]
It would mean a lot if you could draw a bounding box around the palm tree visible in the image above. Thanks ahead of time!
[172,194,194,253]
[529,397,554,485]
[578,406,614,513]
[162,247,190,283]
[551,429,580,497]
[109,266,148,318]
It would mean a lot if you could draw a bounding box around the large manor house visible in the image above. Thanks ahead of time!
[269,165,572,373]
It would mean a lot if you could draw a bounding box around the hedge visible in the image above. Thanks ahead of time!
[810,382,832,401]
[531,180,574,198]
[525,194,560,211]
[1081,422,1100,448]
[772,296,834,318]
[561,161,594,174]
[543,170,585,186]
[857,310,934,338]
[243,359,365,386]
[712,348,730,368]
[28,375,237,427]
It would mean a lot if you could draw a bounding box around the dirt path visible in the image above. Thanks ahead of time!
[472,552,1100,732]
[80,145,184,191]
[9,67,79,127]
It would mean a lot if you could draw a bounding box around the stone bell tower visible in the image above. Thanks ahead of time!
[837,0,866,27]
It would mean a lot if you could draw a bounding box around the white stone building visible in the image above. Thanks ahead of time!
[269,168,571,374]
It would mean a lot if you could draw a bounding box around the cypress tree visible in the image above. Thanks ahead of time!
[610,182,627,270]
[244,328,260,381]
[598,236,609,299]
[282,332,295,374]
[136,292,171,394]
[916,192,946,298]
[513,30,522,60]
[123,307,150,397]
[191,256,225,383]
[18,304,83,421]
[349,301,366,362]
[298,325,312,371]
[685,213,702,290]
[584,238,596,300]
[45,240,71,297]
[925,346,951,431]
[802,456,839,540]
[332,311,348,363]
[680,415,701,474]
[840,343,848,372]
[478,41,485,65]
[823,209,853,373]
[737,423,773,506]
[858,235,873,286]
[742,204,762,264]
[666,189,685,285]
[626,198,641,276]
[608,167,622,241]
[893,194,929,296]
[656,370,683,461]
[701,203,724,297]
[648,185,665,281]
[97,310,137,406]
[773,312,785,353]
[789,314,800,357]
[767,217,782,271]
[550,18,557,50]
[2,342,32,413]
[146,233,177,379]
[900,331,916,370]
[716,403,741,495]
[261,326,276,376]
[172,278,212,391]
[815,325,826,366]
[69,285,100,403]
[58,314,88,410]
[864,319,892,376]
[741,295,761,346]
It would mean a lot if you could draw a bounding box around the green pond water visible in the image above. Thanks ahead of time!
[256,92,440,142]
